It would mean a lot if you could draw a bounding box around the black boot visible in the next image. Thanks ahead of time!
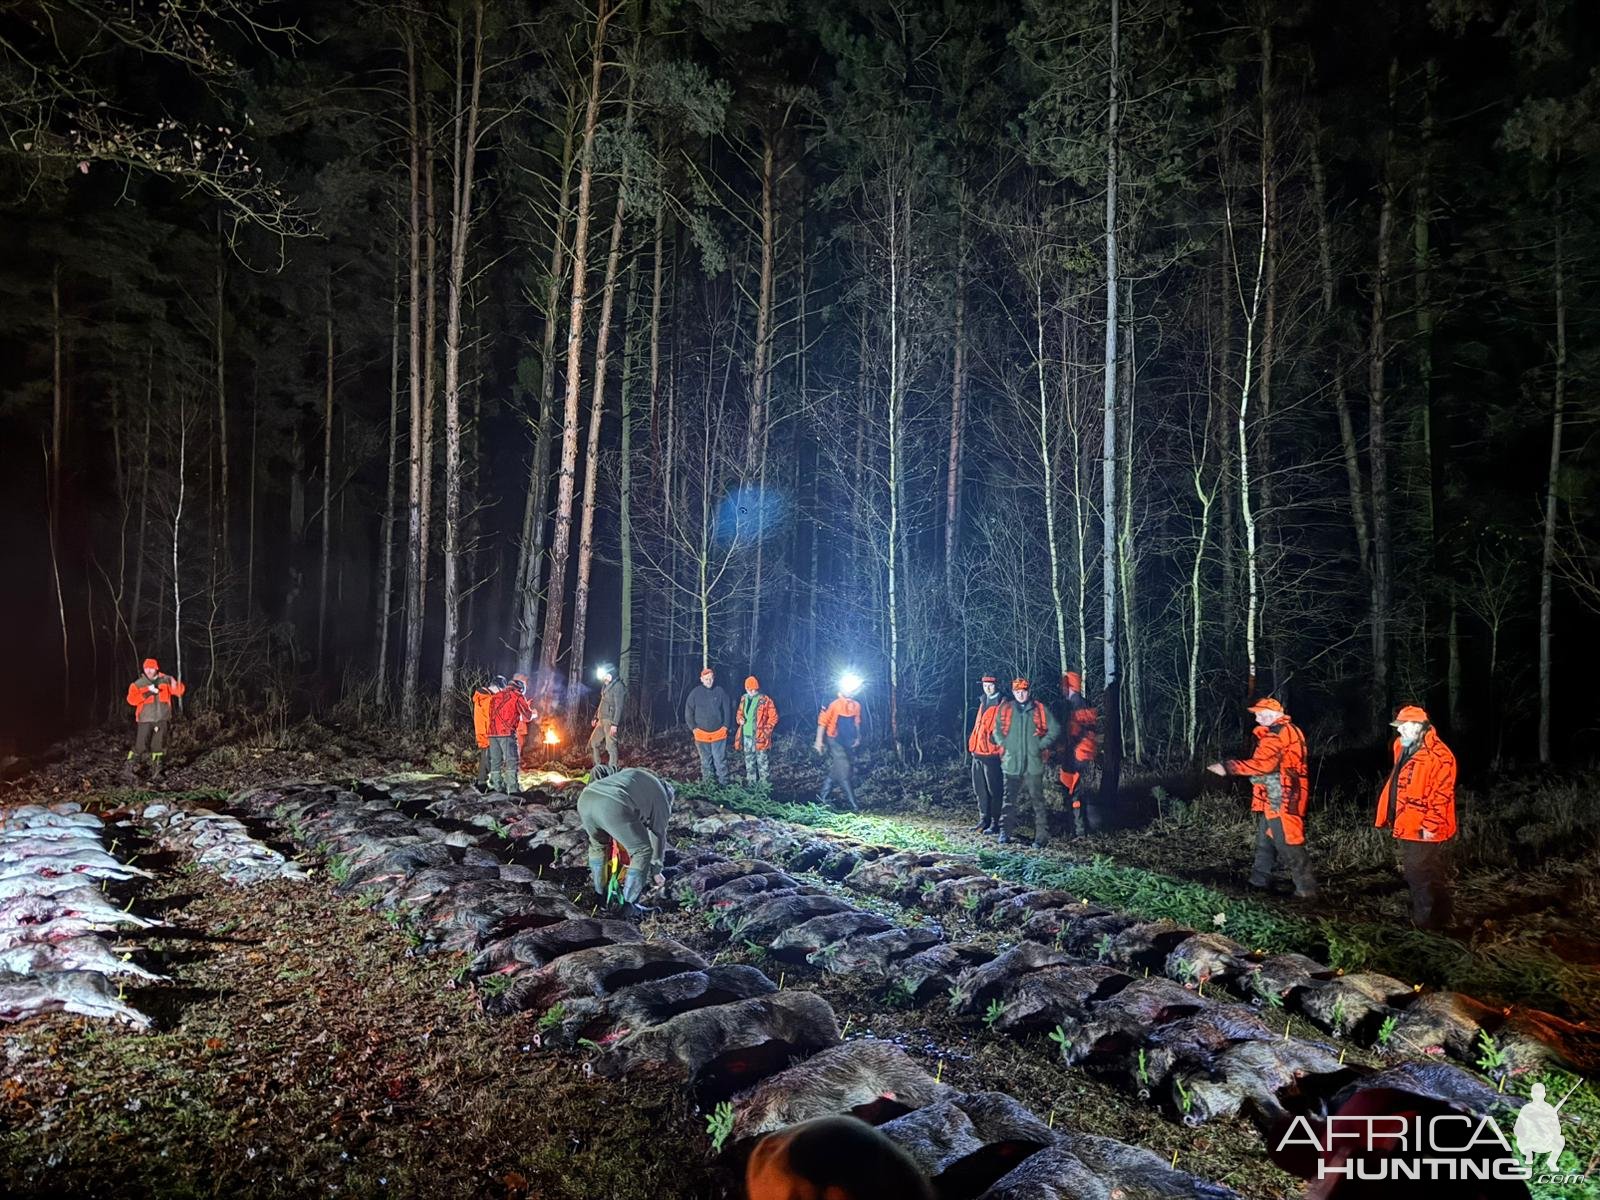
[122,757,137,783]
[149,756,164,783]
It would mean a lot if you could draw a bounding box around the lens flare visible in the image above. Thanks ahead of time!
[839,672,863,695]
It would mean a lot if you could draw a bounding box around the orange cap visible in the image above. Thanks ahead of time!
[1012,677,1030,691]
[1391,704,1429,725]
[1247,697,1285,715]
[1063,671,1083,692]
[142,658,160,671]
[745,676,760,690]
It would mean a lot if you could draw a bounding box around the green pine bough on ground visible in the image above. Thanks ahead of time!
[695,786,1598,1199]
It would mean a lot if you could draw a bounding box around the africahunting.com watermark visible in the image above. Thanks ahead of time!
[1277,1085,1580,1187]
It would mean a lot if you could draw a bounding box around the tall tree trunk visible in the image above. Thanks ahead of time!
[401,31,427,724]
[570,167,630,702]
[377,237,402,693]
[745,133,778,658]
[1256,22,1279,693]
[318,276,334,668]
[1230,155,1270,697]
[1416,59,1447,725]
[245,370,257,618]
[438,0,485,731]
[1368,60,1398,730]
[215,217,229,598]
[885,178,906,760]
[1034,278,1069,677]
[172,401,187,710]
[945,195,968,590]
[516,84,579,677]
[744,133,777,479]
[1538,209,1565,764]
[539,0,613,693]
[51,265,63,526]
[1118,282,1142,760]
[419,114,439,643]
[1099,0,1122,809]
[619,259,639,687]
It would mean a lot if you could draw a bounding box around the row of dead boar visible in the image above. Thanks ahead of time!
[0,799,306,1027]
[236,774,1585,1198]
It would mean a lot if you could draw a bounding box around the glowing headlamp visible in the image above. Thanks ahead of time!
[839,671,864,695]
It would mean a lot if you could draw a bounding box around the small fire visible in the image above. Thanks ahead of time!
[542,724,561,746]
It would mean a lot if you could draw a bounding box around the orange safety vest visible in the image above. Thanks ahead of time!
[817,697,861,741]
[735,694,779,751]
[1224,718,1310,845]
[968,696,1003,757]
[471,689,495,749]
[1375,727,1457,843]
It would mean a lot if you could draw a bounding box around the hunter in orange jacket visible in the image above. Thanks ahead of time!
[471,677,502,788]
[815,682,863,811]
[1376,705,1457,930]
[123,657,185,782]
[736,677,779,786]
[1208,697,1318,900]
[968,675,1004,834]
[1057,671,1100,838]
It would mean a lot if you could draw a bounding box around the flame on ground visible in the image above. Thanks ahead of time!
[542,724,561,745]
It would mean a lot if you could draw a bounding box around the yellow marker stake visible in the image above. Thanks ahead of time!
[1047,1109,1056,1129]
[936,1059,944,1084]
[1170,1150,1179,1169]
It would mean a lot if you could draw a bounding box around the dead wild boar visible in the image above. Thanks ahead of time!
[1164,933,1254,988]
[1170,1035,1354,1126]
[876,1092,1053,1193]
[337,843,464,893]
[731,1038,952,1140]
[675,859,786,901]
[723,892,859,945]
[983,890,1097,927]
[844,851,947,903]
[1130,1004,1277,1092]
[893,943,997,1005]
[0,968,149,1029]
[1057,911,1142,957]
[472,917,645,975]
[990,964,1133,1037]
[1053,976,1213,1069]
[771,910,894,961]
[597,990,841,1099]
[703,873,806,910]
[411,883,585,955]
[819,925,944,977]
[950,943,1074,1014]
[550,964,777,1048]
[1242,952,1333,1005]
[1295,971,1413,1040]
[378,864,504,909]
[1105,920,1198,972]
[486,938,709,1017]
[1055,1131,1245,1199]
[1387,989,1501,1062]
[978,1148,1115,1200]
[1323,1060,1518,1121]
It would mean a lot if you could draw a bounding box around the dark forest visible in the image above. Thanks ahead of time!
[2,3,1599,1198]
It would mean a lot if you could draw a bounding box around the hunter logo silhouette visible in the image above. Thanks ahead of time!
[1512,1081,1572,1171]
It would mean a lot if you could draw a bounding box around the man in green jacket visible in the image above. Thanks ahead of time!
[576,765,675,910]
[990,677,1060,848]
[588,665,625,769]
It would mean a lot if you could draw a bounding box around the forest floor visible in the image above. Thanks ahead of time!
[2,719,1596,1200]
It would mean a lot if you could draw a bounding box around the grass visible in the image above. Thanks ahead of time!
[709,791,1600,1016]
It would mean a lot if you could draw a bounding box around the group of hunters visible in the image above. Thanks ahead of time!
[117,651,1460,931]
